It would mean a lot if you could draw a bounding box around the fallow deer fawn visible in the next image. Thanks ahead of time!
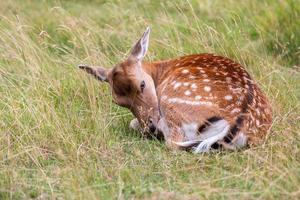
[79,27,272,153]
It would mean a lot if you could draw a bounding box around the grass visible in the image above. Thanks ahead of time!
[0,0,299,199]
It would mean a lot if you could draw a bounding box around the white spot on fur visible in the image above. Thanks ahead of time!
[236,101,242,106]
[203,79,210,82]
[231,108,241,114]
[182,69,189,74]
[222,72,228,76]
[195,95,202,100]
[224,95,233,101]
[175,63,180,67]
[256,119,260,126]
[250,114,255,121]
[189,75,196,79]
[243,76,250,82]
[256,108,261,116]
[226,77,232,83]
[174,82,182,89]
[161,95,168,100]
[183,82,190,86]
[204,86,211,92]
[184,90,191,96]
[168,98,212,106]
[191,83,197,89]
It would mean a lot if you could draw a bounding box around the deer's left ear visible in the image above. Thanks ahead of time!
[78,64,109,82]
[129,27,150,61]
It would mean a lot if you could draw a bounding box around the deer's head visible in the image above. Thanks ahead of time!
[79,27,160,133]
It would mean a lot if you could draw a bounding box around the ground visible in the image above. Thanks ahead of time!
[0,0,300,199]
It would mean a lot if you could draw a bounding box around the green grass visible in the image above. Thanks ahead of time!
[0,0,299,199]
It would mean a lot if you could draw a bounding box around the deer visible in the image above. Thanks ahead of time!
[78,27,272,153]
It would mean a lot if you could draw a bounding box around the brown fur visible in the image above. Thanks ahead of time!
[144,54,272,146]
[79,29,272,150]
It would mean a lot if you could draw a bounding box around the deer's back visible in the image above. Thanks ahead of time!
[157,54,272,145]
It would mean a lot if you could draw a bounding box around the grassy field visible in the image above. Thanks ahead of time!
[0,0,299,199]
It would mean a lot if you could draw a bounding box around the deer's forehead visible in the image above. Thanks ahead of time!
[111,64,140,89]
[112,60,142,77]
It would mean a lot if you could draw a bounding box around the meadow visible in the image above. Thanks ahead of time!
[0,0,299,199]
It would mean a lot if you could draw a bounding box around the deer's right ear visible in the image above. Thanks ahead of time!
[129,27,150,61]
[78,64,108,82]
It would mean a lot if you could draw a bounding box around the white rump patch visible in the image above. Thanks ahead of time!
[193,119,230,153]
[174,119,230,153]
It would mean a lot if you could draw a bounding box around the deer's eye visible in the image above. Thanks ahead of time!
[140,80,146,93]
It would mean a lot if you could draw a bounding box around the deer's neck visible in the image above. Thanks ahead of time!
[142,61,172,88]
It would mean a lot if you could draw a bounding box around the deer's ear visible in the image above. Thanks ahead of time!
[78,64,108,82]
[129,27,150,61]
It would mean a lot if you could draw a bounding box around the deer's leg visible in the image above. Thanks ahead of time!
[129,118,141,132]
[157,117,184,150]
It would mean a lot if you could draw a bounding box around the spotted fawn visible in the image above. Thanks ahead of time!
[79,27,272,153]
